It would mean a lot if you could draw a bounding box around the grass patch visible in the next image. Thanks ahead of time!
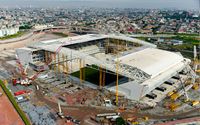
[0,80,31,125]
[0,31,25,40]
[172,35,200,44]
[52,32,68,37]
[156,32,199,36]
[71,65,121,85]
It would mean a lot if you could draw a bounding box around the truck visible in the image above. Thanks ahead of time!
[12,78,21,86]
[14,90,27,96]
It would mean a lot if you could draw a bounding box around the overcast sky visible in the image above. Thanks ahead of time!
[0,0,199,10]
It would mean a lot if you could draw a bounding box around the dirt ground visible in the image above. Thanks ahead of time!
[0,87,24,125]
[0,32,66,51]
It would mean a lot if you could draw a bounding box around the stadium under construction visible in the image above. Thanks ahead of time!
[16,34,198,106]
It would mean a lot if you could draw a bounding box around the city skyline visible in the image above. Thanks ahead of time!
[0,0,199,10]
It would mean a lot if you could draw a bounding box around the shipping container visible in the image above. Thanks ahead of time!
[14,90,26,96]
[15,96,24,101]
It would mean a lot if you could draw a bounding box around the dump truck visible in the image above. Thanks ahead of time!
[167,91,175,97]
[192,83,199,90]
[169,103,180,111]
[170,93,180,101]
[191,100,199,106]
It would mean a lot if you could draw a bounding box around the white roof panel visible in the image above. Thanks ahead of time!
[118,48,184,78]
[29,34,156,48]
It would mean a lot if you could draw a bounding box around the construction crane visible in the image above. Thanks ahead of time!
[57,102,65,119]
[15,39,71,84]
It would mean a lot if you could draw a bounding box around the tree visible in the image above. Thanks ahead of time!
[116,117,126,125]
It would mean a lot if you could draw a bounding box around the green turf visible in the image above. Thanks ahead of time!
[71,65,121,85]
[0,80,31,125]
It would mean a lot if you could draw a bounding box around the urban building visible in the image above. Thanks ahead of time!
[0,27,19,37]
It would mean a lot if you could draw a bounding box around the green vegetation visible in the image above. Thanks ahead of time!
[71,65,121,85]
[175,33,199,37]
[116,117,126,125]
[155,32,199,36]
[0,80,31,125]
[137,37,149,41]
[19,24,32,30]
[172,35,199,44]
[0,31,25,40]
[171,44,193,51]
[52,32,68,37]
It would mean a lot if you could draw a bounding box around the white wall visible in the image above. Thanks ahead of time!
[16,48,33,66]
[108,81,145,100]
[0,27,19,37]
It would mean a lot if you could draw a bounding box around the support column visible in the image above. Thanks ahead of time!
[62,54,65,73]
[99,65,102,89]
[116,60,119,106]
[102,69,106,87]
[58,53,60,73]
[54,53,57,72]
[79,58,84,84]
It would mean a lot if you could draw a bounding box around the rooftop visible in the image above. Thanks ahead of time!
[118,48,185,78]
[29,34,156,48]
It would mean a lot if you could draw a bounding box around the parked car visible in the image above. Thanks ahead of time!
[72,119,81,125]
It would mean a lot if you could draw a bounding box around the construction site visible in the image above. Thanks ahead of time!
[0,33,200,125]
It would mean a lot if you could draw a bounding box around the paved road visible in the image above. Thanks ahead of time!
[0,32,33,44]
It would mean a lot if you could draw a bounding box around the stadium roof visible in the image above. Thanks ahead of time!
[118,48,186,78]
[28,34,190,86]
[29,34,156,48]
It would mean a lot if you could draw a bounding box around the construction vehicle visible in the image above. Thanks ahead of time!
[143,116,149,121]
[104,99,112,107]
[127,117,137,123]
[192,83,199,90]
[57,102,65,119]
[20,78,32,85]
[12,78,32,86]
[170,93,180,101]
[12,78,20,86]
[169,103,180,111]
[191,100,199,106]
[132,121,139,124]
[14,90,27,96]
[167,90,176,97]
[35,85,39,90]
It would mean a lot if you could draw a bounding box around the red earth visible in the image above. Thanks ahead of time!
[0,87,24,125]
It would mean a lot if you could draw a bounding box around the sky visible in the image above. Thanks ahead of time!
[0,0,199,10]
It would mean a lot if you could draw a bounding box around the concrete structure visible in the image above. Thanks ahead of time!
[16,34,196,105]
[0,27,19,37]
